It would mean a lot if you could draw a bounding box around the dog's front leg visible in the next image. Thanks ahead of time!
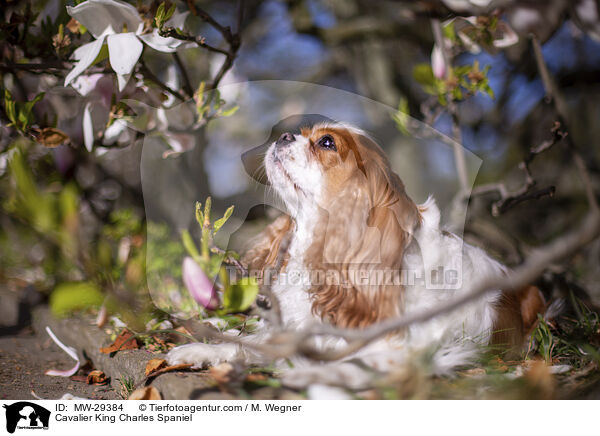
[166,331,271,368]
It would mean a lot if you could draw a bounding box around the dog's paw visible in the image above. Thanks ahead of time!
[166,343,240,368]
[281,363,372,390]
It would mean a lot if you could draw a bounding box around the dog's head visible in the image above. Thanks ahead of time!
[262,122,421,327]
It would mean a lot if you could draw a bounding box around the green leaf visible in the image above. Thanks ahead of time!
[482,84,494,98]
[181,229,201,262]
[4,89,17,125]
[413,64,435,87]
[443,21,456,42]
[155,2,166,28]
[223,277,259,313]
[392,97,410,135]
[213,205,234,233]
[50,282,104,317]
[165,3,176,22]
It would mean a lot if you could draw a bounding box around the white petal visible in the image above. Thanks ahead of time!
[83,102,94,152]
[139,30,194,53]
[107,32,143,76]
[102,119,128,144]
[67,0,143,39]
[70,73,104,96]
[64,36,106,87]
[116,73,131,92]
[165,10,189,29]
[493,22,519,48]
[45,326,81,377]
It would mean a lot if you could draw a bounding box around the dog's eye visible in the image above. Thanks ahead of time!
[317,135,336,151]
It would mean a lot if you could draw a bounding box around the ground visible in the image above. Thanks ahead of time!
[0,327,119,400]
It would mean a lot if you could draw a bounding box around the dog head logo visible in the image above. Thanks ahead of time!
[2,402,50,433]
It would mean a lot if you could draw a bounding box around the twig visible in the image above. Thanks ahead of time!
[0,61,70,72]
[172,52,194,98]
[431,18,469,193]
[531,34,598,212]
[139,61,186,102]
[158,28,231,56]
[471,121,566,216]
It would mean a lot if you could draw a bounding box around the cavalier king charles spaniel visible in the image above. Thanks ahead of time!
[167,122,545,389]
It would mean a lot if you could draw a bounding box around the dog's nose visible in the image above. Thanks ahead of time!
[276,132,295,147]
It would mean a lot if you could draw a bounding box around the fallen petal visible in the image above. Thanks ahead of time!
[45,326,81,377]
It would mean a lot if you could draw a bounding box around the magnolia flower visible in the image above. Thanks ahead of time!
[65,0,192,91]
[182,257,219,310]
[442,0,502,13]
[572,0,600,41]
[431,44,446,79]
[450,16,519,54]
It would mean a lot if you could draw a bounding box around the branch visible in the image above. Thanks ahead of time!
[431,18,469,193]
[531,34,598,212]
[172,52,194,98]
[158,28,231,56]
[139,61,186,102]
[471,121,566,216]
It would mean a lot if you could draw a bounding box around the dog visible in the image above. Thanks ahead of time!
[167,122,545,389]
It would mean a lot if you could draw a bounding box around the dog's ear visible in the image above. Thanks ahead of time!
[307,163,420,328]
[241,214,293,279]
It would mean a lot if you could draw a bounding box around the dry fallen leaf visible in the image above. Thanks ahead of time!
[525,360,555,399]
[245,373,267,383]
[87,370,109,385]
[146,363,193,378]
[100,329,139,354]
[145,359,167,376]
[33,127,70,148]
[128,386,161,400]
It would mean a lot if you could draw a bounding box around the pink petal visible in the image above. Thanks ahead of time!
[45,327,81,377]
[182,257,219,310]
[431,44,446,79]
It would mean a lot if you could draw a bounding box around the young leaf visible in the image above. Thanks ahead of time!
[413,64,435,87]
[223,277,259,313]
[181,229,201,262]
[213,205,234,233]
[155,2,166,28]
[165,3,176,22]
[203,196,212,227]
[392,97,410,135]
[195,201,204,226]
[4,89,17,125]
